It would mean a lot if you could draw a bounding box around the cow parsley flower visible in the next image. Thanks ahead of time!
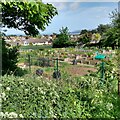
[0,112,5,118]
[19,114,24,118]
[8,112,18,118]
[38,87,41,91]
[6,87,11,91]
[1,92,6,99]
[32,112,36,117]
[5,112,9,118]
[106,103,113,110]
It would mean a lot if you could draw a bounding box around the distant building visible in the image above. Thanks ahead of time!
[23,38,52,46]
[5,36,52,46]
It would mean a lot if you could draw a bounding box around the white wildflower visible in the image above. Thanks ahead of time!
[40,76,43,78]
[111,75,114,79]
[25,89,28,92]
[3,97,6,101]
[46,78,49,80]
[32,112,36,116]
[106,103,113,110]
[19,82,23,84]
[41,90,45,95]
[1,92,6,98]
[0,112,5,118]
[6,87,11,91]
[8,112,18,118]
[5,112,9,118]
[19,114,24,118]
[0,84,2,87]
[24,82,27,85]
[38,87,41,91]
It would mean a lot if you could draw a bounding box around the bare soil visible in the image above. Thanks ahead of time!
[64,65,97,76]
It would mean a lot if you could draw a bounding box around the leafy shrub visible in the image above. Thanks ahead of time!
[52,27,76,48]
[1,68,120,119]
[2,38,19,76]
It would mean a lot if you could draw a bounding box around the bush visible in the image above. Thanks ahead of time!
[1,68,120,118]
[1,36,27,76]
[2,38,19,75]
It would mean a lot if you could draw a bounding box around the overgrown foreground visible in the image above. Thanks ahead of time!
[1,67,120,118]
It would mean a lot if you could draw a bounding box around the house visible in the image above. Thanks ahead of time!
[23,38,52,46]
[4,35,53,46]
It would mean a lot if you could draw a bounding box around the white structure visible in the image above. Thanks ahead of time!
[23,38,52,46]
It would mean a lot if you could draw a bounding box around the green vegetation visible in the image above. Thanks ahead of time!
[1,59,120,118]
[1,1,57,75]
[1,1,120,119]
[1,1,58,36]
[20,45,52,50]
[1,33,28,76]
[53,27,76,48]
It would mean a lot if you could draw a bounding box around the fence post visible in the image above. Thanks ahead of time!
[28,54,31,72]
[118,80,120,96]
[56,58,58,73]
[101,61,105,83]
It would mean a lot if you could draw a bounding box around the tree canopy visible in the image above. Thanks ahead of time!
[111,10,120,47]
[53,27,76,48]
[1,1,58,36]
[96,24,111,35]
[102,9,120,49]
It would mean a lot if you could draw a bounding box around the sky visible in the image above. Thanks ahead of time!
[3,1,119,35]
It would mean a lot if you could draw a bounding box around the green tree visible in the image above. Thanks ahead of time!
[80,29,88,35]
[53,27,76,48]
[78,32,92,45]
[97,24,111,35]
[1,1,58,75]
[103,27,118,49]
[1,33,19,75]
[110,9,120,48]
[102,9,120,49]
[1,1,58,36]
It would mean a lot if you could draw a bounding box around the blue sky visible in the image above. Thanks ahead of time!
[3,2,118,35]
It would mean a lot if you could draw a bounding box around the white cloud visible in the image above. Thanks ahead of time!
[46,2,81,11]
[51,2,67,11]
[69,2,80,10]
[43,0,68,3]
[80,6,113,19]
[43,0,119,2]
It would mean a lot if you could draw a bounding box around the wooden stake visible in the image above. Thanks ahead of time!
[118,80,120,96]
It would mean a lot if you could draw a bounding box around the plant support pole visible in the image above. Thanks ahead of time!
[101,61,104,83]
[118,80,120,96]
[56,58,58,73]
[28,54,31,72]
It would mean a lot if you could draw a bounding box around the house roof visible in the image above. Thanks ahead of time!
[25,38,49,43]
